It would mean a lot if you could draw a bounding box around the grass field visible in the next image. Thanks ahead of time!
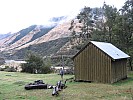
[1,71,133,100]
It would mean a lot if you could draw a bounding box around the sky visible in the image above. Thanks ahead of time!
[0,0,126,34]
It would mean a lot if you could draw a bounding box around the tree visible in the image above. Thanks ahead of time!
[115,0,133,69]
[69,7,95,51]
[69,7,94,44]
[92,3,119,43]
[21,51,52,74]
[77,7,94,42]
[103,3,118,42]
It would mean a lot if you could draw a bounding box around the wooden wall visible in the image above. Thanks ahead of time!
[74,43,112,83]
[111,59,127,83]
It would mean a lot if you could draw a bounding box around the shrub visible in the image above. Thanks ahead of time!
[21,51,52,74]
[4,67,16,72]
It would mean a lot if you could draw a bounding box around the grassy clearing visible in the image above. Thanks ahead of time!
[1,71,133,100]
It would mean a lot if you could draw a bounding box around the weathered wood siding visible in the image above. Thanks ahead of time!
[111,59,127,83]
[74,43,112,83]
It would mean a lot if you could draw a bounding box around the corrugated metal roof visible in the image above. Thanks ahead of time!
[91,41,130,60]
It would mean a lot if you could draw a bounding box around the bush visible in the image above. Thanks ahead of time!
[41,66,52,74]
[21,51,52,74]
[0,68,5,71]
[0,66,16,72]
[4,67,16,72]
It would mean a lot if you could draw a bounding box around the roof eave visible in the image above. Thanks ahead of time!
[112,56,130,61]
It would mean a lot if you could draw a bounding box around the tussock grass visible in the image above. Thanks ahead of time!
[1,71,133,100]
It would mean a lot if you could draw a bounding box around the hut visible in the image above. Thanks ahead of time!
[72,41,130,83]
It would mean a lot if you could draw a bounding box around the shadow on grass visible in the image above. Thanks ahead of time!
[113,77,133,86]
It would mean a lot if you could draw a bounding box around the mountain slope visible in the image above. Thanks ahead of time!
[28,27,54,43]
[2,37,69,60]
[0,16,72,52]
[0,33,12,40]
[16,21,72,50]
[10,25,37,44]
[0,15,73,60]
[0,17,83,59]
[0,25,55,51]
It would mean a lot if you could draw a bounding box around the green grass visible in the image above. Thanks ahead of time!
[1,71,133,100]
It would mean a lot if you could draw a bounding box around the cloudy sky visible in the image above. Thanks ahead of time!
[0,0,126,34]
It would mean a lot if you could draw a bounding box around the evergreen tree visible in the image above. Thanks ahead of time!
[92,3,118,43]
[103,3,118,42]
[69,7,94,49]
[77,7,94,42]
[115,0,133,69]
